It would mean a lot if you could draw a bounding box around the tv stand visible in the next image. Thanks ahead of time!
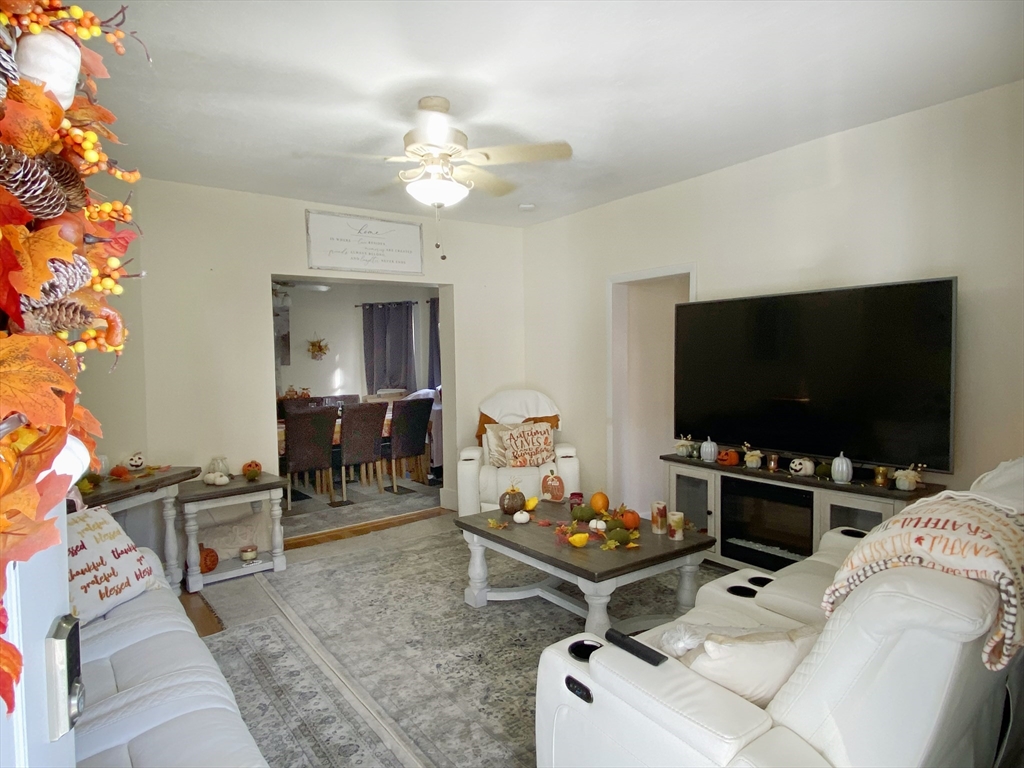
[660,454,944,572]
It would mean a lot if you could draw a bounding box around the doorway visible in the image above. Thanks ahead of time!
[608,265,696,514]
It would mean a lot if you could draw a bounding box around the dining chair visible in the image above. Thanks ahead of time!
[382,398,434,493]
[336,401,389,501]
[282,405,337,509]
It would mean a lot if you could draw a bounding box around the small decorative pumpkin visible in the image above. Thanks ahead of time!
[744,450,763,469]
[831,452,853,484]
[716,449,740,466]
[242,460,262,476]
[618,508,641,531]
[700,437,718,463]
[513,510,530,524]
[198,544,219,574]
[126,451,145,470]
[588,519,607,532]
[499,484,526,516]
[590,491,610,513]
[14,28,81,109]
[541,470,565,502]
[789,458,815,477]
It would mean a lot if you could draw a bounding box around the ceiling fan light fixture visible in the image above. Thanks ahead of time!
[406,173,471,207]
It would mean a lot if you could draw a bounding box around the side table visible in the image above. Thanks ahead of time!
[176,473,287,592]
[84,466,202,596]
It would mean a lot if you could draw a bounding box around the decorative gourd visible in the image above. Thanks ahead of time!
[499,485,526,515]
[541,470,565,502]
[14,28,81,109]
[513,510,530,524]
[744,450,763,469]
[789,458,815,477]
[198,544,219,574]
[588,519,607,532]
[831,452,853,484]
[242,460,262,475]
[618,508,641,530]
[590,492,609,513]
[126,451,145,470]
[700,437,718,463]
[716,449,740,466]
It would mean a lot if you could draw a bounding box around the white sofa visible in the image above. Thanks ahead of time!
[537,526,1023,767]
[74,552,266,767]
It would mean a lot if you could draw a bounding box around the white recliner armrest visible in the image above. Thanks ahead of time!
[589,645,772,766]
[727,727,830,768]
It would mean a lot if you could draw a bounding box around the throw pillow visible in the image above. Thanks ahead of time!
[484,423,514,468]
[678,626,819,708]
[67,505,164,624]
[505,422,555,468]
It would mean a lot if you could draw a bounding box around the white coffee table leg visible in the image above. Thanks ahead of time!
[676,558,701,613]
[161,495,182,595]
[579,579,616,637]
[183,503,203,593]
[464,532,489,607]
[269,490,286,571]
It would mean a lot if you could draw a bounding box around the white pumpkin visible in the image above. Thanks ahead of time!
[588,519,607,532]
[831,452,853,484]
[126,451,146,470]
[789,458,815,477]
[14,29,81,109]
[202,472,219,485]
[700,438,718,463]
[214,473,230,486]
[513,510,530,524]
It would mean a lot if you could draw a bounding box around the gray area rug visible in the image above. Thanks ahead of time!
[204,615,408,768]
[282,477,442,539]
[251,523,730,767]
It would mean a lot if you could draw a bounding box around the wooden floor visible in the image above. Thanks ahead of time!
[179,591,226,637]
[284,506,450,550]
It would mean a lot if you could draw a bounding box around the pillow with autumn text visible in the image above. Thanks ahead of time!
[505,422,556,468]
[67,505,165,624]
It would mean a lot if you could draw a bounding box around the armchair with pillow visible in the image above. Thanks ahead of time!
[457,389,581,515]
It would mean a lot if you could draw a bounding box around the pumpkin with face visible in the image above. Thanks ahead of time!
[716,449,741,466]
[126,452,145,470]
[789,458,816,476]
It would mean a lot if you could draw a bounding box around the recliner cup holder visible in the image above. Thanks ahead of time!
[726,585,758,598]
[840,528,867,538]
[747,576,773,588]
[568,639,602,661]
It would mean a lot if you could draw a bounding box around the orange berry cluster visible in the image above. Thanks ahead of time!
[86,255,128,296]
[1,3,128,55]
[56,326,128,365]
[85,200,132,223]
[56,120,140,182]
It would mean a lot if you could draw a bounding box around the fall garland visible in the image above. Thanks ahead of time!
[0,0,144,714]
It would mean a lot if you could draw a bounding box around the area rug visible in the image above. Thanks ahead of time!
[204,615,417,767]
[249,522,730,767]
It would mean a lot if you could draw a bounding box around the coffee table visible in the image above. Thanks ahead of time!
[453,501,716,636]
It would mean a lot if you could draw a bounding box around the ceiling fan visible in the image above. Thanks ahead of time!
[386,96,572,208]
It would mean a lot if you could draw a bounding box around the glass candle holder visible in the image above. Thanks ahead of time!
[767,454,779,472]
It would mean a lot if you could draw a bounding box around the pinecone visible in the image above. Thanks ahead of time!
[0,47,17,87]
[0,144,67,219]
[20,297,95,335]
[40,154,88,212]
[20,254,91,310]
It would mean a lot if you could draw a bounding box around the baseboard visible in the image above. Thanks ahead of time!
[440,487,458,512]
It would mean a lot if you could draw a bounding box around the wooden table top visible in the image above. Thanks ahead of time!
[83,466,202,508]
[177,472,288,504]
[454,501,716,583]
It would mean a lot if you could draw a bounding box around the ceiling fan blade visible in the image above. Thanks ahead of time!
[384,155,418,163]
[463,141,572,166]
[452,165,516,197]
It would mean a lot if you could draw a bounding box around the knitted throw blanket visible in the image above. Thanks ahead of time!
[822,491,1024,671]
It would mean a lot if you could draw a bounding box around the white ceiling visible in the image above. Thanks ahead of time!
[87,0,1023,226]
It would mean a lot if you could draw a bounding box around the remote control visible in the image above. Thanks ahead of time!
[605,628,667,666]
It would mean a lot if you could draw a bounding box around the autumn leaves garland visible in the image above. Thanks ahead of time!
[0,0,142,715]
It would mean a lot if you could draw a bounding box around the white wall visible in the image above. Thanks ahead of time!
[524,82,1024,494]
[276,282,438,398]
[116,180,523,510]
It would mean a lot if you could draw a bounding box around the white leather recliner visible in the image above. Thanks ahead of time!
[457,389,581,515]
[537,564,1020,768]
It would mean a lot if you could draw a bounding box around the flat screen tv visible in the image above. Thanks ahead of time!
[674,278,956,472]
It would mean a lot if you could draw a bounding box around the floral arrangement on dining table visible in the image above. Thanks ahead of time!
[0,0,145,714]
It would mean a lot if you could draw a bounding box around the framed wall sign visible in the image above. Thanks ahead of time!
[306,210,423,275]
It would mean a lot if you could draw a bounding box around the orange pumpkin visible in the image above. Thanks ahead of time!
[242,460,262,475]
[199,544,219,574]
[716,449,741,466]
[619,509,641,530]
[590,491,610,513]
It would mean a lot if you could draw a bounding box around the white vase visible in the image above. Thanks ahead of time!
[700,438,717,463]
[14,29,81,109]
[831,452,853,484]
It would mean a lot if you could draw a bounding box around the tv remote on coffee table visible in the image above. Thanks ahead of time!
[605,628,667,666]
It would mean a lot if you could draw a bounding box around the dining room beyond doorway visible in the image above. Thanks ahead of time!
[270,276,445,546]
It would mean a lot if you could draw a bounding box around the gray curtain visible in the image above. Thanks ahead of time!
[427,297,441,389]
[362,302,417,393]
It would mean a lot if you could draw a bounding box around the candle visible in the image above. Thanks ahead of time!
[667,511,686,541]
[651,501,668,534]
